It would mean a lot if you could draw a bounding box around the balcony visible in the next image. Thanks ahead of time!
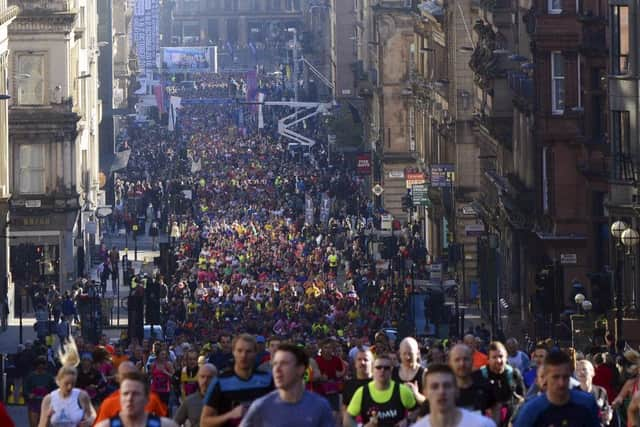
[508,71,534,109]
[612,154,637,183]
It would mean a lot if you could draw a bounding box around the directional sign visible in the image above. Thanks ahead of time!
[430,164,455,187]
[411,184,429,206]
[372,184,384,196]
[405,172,426,189]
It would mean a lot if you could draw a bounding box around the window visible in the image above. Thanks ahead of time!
[612,111,633,180]
[18,144,46,194]
[224,0,231,10]
[548,0,562,13]
[551,52,565,114]
[611,5,629,74]
[16,54,45,105]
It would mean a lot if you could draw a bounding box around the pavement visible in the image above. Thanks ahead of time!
[1,232,165,418]
[0,231,166,355]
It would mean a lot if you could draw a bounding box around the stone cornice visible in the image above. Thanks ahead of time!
[0,5,19,26]
[10,11,76,33]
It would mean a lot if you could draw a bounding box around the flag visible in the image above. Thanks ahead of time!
[168,96,182,131]
[153,84,164,112]
[258,92,265,129]
[110,149,131,173]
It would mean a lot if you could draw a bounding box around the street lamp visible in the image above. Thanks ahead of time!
[622,227,640,314]
[610,220,638,345]
[575,293,586,314]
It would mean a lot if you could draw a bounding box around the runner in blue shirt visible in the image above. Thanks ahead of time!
[513,350,600,427]
[240,343,334,427]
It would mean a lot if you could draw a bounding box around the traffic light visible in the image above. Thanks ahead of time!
[402,190,413,212]
[589,272,612,314]
[534,268,553,312]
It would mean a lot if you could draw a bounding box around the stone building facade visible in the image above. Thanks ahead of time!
[8,0,101,291]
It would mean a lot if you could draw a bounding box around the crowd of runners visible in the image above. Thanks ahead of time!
[3,71,639,427]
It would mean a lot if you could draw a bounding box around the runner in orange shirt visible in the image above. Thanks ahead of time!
[93,361,167,425]
[464,334,488,370]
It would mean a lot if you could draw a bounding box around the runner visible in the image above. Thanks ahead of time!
[94,361,168,424]
[473,341,525,427]
[393,337,427,404]
[240,343,334,426]
[25,356,56,427]
[37,337,96,427]
[447,343,496,416]
[94,371,177,427]
[413,364,496,427]
[512,350,600,427]
[200,334,273,427]
[346,353,417,426]
[174,363,217,427]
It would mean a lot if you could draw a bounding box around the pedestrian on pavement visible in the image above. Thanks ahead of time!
[149,221,160,250]
[109,246,120,294]
[241,343,334,427]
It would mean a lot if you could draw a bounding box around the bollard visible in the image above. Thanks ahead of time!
[1,353,5,403]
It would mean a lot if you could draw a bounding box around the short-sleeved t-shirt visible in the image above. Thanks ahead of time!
[347,380,417,417]
[315,356,343,379]
[203,370,274,427]
[412,408,496,427]
[240,390,334,427]
[512,390,600,427]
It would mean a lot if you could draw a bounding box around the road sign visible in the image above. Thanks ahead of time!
[372,184,384,196]
[406,172,426,189]
[411,184,429,206]
[381,214,393,231]
[561,253,577,264]
[465,223,485,236]
[430,164,455,187]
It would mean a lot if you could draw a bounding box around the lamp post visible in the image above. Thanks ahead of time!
[621,227,640,314]
[610,221,639,344]
[575,292,586,314]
